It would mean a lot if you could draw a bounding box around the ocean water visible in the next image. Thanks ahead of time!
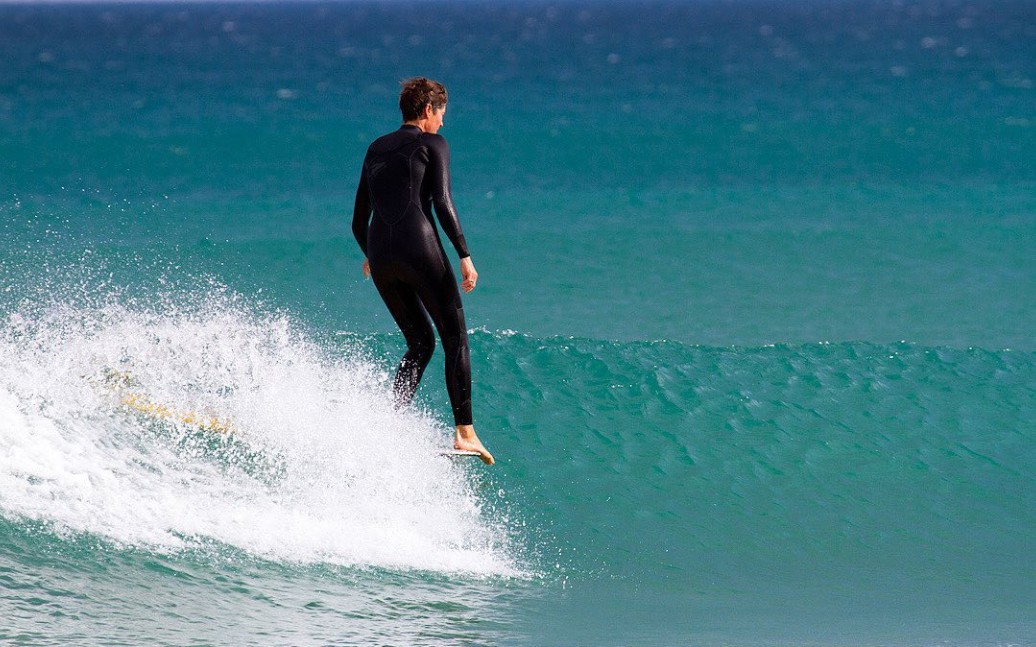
[1,1,1035,645]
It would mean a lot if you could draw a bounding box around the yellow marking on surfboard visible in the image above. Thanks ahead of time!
[119,391,235,434]
[94,367,236,435]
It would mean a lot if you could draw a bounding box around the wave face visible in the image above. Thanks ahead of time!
[471,333,1036,643]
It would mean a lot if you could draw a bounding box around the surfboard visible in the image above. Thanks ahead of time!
[440,449,481,457]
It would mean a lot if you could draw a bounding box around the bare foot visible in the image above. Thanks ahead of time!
[455,425,495,465]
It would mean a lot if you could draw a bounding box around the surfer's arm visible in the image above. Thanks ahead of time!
[352,166,372,258]
[425,135,469,259]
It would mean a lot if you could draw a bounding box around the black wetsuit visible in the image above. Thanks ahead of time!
[352,125,472,426]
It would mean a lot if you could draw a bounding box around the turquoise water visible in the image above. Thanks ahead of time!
[2,1,1035,645]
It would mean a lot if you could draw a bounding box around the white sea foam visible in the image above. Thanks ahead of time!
[0,289,514,575]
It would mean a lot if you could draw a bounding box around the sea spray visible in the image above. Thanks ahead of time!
[0,286,517,575]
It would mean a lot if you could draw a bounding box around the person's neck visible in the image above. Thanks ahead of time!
[403,119,434,132]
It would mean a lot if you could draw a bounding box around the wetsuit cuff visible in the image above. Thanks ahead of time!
[454,235,469,259]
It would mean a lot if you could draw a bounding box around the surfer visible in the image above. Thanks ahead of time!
[352,77,494,465]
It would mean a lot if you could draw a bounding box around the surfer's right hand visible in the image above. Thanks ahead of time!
[460,257,478,293]
[362,258,371,278]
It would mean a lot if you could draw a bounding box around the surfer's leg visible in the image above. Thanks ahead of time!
[415,270,494,465]
[416,270,472,426]
[371,273,435,408]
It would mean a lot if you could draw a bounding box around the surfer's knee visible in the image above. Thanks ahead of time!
[408,343,434,369]
[441,331,468,355]
[441,334,469,370]
[407,335,435,367]
[401,319,435,358]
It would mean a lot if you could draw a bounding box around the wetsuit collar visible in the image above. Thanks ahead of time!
[400,124,423,133]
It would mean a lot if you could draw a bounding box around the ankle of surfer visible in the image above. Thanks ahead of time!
[454,425,495,465]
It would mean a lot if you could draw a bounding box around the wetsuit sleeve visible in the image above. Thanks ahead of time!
[425,135,470,259]
[352,162,371,257]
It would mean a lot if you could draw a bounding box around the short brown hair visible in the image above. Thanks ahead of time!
[399,77,448,121]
